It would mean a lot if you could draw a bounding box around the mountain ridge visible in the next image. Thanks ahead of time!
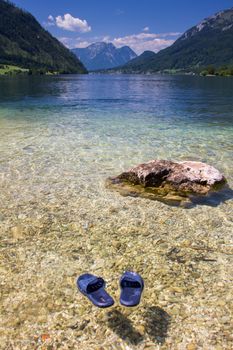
[72,42,137,71]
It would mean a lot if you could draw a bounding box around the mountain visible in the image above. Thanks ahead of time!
[118,7,233,73]
[0,0,87,74]
[118,51,156,72]
[72,42,137,71]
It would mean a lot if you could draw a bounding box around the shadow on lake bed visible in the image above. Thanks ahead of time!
[189,185,233,208]
[107,306,171,346]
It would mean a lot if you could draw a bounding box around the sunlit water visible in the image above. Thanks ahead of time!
[0,75,233,349]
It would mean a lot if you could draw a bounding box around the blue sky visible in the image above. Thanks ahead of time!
[13,0,233,54]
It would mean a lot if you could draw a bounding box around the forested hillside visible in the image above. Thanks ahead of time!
[0,0,87,74]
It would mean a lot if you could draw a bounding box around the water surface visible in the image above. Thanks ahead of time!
[0,75,232,349]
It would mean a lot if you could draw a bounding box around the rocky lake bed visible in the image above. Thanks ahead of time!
[1,155,232,350]
[0,74,233,349]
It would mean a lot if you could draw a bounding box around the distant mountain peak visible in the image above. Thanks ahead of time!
[72,42,137,71]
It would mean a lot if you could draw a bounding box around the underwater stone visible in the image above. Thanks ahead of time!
[106,160,226,203]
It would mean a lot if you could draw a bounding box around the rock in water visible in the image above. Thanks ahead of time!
[106,160,226,205]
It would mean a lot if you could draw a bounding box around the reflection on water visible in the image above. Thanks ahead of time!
[0,74,232,349]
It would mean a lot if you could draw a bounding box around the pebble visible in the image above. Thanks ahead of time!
[170,286,184,293]
[170,306,180,315]
[221,316,230,324]
[186,343,197,350]
[217,300,226,307]
[18,214,27,220]
[11,225,24,240]
[137,325,145,334]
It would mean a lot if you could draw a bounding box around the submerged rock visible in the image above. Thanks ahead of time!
[106,160,226,205]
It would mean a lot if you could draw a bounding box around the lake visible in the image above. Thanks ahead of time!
[0,74,232,349]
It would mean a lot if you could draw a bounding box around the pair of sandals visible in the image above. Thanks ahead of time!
[77,271,144,308]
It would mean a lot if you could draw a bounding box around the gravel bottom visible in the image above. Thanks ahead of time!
[1,181,232,350]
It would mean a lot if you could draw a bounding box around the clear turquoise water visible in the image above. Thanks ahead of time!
[0,75,232,201]
[1,74,233,172]
[0,74,233,349]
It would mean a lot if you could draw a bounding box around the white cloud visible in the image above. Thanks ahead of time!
[102,35,111,42]
[44,14,55,27]
[58,37,102,49]
[58,37,73,47]
[143,26,150,32]
[55,13,91,32]
[73,40,91,48]
[112,32,181,54]
[157,32,181,38]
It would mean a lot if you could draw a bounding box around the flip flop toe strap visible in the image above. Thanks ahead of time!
[120,271,144,289]
[86,277,105,293]
[78,275,105,294]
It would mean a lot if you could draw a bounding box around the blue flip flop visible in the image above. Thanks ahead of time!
[120,271,144,307]
[77,273,114,308]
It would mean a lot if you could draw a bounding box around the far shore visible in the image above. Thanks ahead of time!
[1,64,233,78]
